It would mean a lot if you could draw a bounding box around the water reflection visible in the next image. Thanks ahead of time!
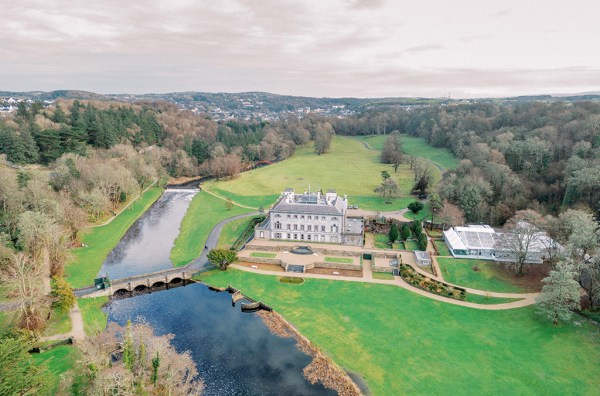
[100,190,196,279]
[106,282,335,396]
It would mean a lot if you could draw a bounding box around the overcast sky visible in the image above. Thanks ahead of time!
[2,0,600,98]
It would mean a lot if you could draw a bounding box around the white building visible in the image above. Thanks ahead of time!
[414,251,431,266]
[255,188,364,246]
[443,224,554,264]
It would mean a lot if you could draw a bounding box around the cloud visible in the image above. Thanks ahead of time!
[0,0,599,98]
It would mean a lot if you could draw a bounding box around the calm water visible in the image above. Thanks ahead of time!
[106,283,335,396]
[99,190,197,279]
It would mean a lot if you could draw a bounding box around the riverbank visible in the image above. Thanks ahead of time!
[258,310,363,396]
[198,268,600,395]
[170,191,253,267]
[65,186,164,288]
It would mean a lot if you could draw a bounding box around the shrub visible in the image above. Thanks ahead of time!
[408,201,424,214]
[51,276,75,313]
[400,224,411,241]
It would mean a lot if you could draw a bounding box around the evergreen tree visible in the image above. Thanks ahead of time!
[0,337,52,395]
[388,223,399,243]
[52,105,67,123]
[536,261,581,325]
[400,224,411,241]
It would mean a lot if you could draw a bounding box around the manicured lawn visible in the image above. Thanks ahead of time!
[324,256,354,264]
[354,134,459,170]
[199,269,600,396]
[434,240,451,256]
[404,203,432,221]
[372,272,395,280]
[205,137,418,211]
[42,307,72,337]
[374,234,390,249]
[218,217,254,249]
[170,191,253,267]
[250,252,277,258]
[78,297,109,336]
[464,294,521,304]
[404,240,419,251]
[64,186,163,288]
[437,258,533,293]
[32,345,80,394]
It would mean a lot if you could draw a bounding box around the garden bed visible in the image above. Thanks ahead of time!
[250,252,277,258]
[399,264,466,300]
[324,256,354,264]
[279,276,305,284]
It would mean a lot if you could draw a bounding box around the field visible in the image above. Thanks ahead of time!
[78,297,109,336]
[199,269,600,396]
[31,345,81,394]
[437,258,540,293]
[353,134,459,170]
[42,307,72,337]
[64,186,163,288]
[324,256,354,263]
[372,272,395,280]
[433,240,451,256]
[250,252,277,258]
[204,136,453,211]
[217,217,254,249]
[170,191,253,267]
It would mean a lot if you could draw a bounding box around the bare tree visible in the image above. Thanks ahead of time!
[495,210,545,275]
[0,254,47,331]
[437,200,465,230]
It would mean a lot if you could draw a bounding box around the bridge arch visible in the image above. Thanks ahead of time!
[152,281,166,288]
[133,284,148,292]
[169,277,183,284]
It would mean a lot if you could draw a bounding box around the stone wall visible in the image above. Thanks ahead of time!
[241,256,283,266]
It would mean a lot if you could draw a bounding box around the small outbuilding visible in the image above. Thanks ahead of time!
[414,250,431,266]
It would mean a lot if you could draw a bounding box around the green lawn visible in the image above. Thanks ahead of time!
[464,294,521,304]
[32,345,81,394]
[250,252,277,258]
[42,307,72,337]
[434,240,450,256]
[438,258,534,293]
[354,134,459,170]
[374,234,390,249]
[324,256,354,264]
[198,269,600,396]
[170,191,253,267]
[204,137,421,211]
[372,272,395,280]
[404,240,419,251]
[78,297,108,336]
[217,217,255,249]
[404,203,432,221]
[64,186,163,288]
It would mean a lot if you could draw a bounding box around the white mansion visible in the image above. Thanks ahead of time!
[254,188,364,246]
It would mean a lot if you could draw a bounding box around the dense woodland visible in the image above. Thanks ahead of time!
[333,102,600,223]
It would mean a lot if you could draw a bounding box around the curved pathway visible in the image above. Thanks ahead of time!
[40,301,85,342]
[229,264,537,310]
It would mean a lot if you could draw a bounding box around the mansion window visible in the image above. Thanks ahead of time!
[307,225,312,231]
[294,215,298,219]
[321,225,326,232]
[275,233,282,239]
[287,233,291,239]
[308,215,312,220]
[294,234,298,239]
[294,224,298,231]
[307,235,312,240]
[287,224,291,230]
[300,234,305,240]
[332,217,338,222]
[275,221,281,229]
[300,225,305,231]
[321,216,326,221]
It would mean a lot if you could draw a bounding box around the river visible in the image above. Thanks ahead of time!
[102,190,335,395]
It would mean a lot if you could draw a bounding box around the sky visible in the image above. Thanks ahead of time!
[2,0,600,98]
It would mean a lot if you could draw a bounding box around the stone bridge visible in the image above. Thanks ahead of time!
[81,269,194,298]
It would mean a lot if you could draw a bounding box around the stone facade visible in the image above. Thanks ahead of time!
[255,188,364,246]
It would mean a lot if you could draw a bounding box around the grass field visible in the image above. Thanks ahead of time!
[434,240,451,256]
[464,294,521,304]
[372,272,395,280]
[198,269,600,396]
[78,297,109,336]
[170,191,253,267]
[64,186,163,288]
[438,258,533,293]
[42,307,72,337]
[217,217,254,249]
[204,136,443,212]
[31,345,80,394]
[404,240,419,251]
[325,256,354,263]
[353,134,459,170]
[250,252,277,258]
